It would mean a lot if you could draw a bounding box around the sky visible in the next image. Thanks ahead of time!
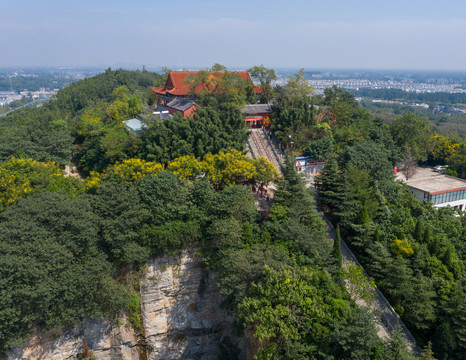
[1,0,466,70]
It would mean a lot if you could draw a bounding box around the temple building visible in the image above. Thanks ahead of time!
[241,104,272,129]
[151,70,261,103]
[166,98,196,117]
[150,70,262,118]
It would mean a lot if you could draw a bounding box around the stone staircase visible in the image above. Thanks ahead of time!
[247,128,283,175]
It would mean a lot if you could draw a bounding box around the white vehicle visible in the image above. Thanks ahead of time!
[433,165,447,173]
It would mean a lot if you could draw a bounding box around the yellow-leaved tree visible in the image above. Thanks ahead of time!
[0,158,63,210]
[391,238,415,257]
[86,150,277,191]
[167,155,205,181]
[87,158,164,189]
[251,156,279,187]
[429,134,461,163]
[203,149,256,189]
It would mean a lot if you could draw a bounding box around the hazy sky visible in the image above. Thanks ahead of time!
[1,0,465,70]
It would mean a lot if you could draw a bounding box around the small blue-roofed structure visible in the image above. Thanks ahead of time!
[294,156,326,174]
[123,118,147,133]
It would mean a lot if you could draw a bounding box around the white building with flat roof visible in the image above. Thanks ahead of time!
[398,168,466,212]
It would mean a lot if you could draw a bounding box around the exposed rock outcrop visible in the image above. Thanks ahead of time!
[6,250,245,360]
[6,316,140,360]
[141,250,241,359]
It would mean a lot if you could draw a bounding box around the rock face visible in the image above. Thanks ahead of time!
[6,250,244,360]
[141,250,240,360]
[6,317,140,360]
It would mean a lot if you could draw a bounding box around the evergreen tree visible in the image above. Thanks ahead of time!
[315,156,345,214]
[373,226,380,242]
[452,300,466,357]
[414,218,423,243]
[366,242,392,280]
[403,274,437,331]
[358,204,370,224]
[384,324,415,360]
[423,226,431,244]
[332,224,343,271]
[430,238,440,257]
[381,257,413,308]
[443,246,454,270]
[432,322,458,360]
[419,342,438,360]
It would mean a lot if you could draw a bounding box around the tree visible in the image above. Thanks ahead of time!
[315,155,345,214]
[413,218,423,243]
[159,66,171,85]
[137,171,193,226]
[419,342,438,360]
[0,157,62,211]
[271,158,330,264]
[322,85,360,126]
[366,241,392,279]
[188,68,253,108]
[433,322,459,360]
[203,149,256,189]
[248,65,277,104]
[211,63,227,72]
[384,324,415,360]
[207,217,244,261]
[390,112,432,162]
[0,191,131,350]
[332,225,343,271]
[167,155,205,181]
[136,171,201,255]
[402,274,437,331]
[141,107,249,163]
[215,243,291,308]
[400,150,418,181]
[251,156,279,187]
[381,257,413,312]
[304,137,334,159]
[373,227,380,242]
[423,226,431,245]
[86,158,164,189]
[238,266,332,359]
[358,204,370,225]
[330,307,381,360]
[342,140,394,186]
[282,69,314,104]
[213,184,257,223]
[344,261,376,305]
[91,182,149,265]
[452,299,466,358]
[0,106,73,166]
[272,96,315,150]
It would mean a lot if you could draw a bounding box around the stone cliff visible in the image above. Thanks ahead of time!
[6,250,245,360]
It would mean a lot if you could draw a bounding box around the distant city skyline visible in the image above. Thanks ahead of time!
[1,0,466,70]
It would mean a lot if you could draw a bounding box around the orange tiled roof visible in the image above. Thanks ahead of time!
[151,70,262,96]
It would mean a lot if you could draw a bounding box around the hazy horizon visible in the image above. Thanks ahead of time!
[1,0,466,71]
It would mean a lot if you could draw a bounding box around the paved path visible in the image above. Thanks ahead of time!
[324,218,421,356]
[247,129,283,176]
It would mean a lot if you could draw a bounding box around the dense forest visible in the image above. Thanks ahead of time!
[0,68,464,359]
[271,79,466,359]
